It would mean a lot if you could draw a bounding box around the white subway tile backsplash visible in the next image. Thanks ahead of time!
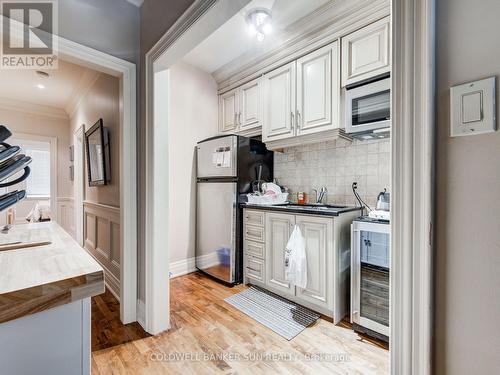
[274,138,391,207]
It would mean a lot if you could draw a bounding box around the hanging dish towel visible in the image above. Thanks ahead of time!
[285,225,307,288]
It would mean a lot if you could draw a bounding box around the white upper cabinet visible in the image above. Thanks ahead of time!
[294,215,333,310]
[262,62,296,142]
[218,88,239,133]
[296,41,340,136]
[341,17,390,87]
[218,78,262,136]
[239,78,262,133]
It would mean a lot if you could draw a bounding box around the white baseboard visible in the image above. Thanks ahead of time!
[169,253,220,279]
[195,252,219,270]
[136,299,146,330]
[169,257,196,278]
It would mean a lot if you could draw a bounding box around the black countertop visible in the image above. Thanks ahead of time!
[241,203,362,217]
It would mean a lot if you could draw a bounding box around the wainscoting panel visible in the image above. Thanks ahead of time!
[56,197,75,238]
[83,201,121,300]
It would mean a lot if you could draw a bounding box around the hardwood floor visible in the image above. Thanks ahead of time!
[92,272,389,374]
[91,288,150,351]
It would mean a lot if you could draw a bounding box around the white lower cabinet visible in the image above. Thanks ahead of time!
[243,208,354,322]
[265,212,295,296]
[294,215,333,310]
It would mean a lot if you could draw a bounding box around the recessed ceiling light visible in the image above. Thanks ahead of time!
[36,84,45,90]
[246,8,272,42]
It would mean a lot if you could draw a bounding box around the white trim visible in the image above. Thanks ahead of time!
[136,299,146,329]
[1,15,138,324]
[169,257,197,278]
[391,0,435,374]
[82,200,120,213]
[0,97,68,119]
[125,0,143,7]
[144,0,234,335]
[59,36,137,325]
[74,125,85,247]
[11,132,58,223]
[59,36,137,324]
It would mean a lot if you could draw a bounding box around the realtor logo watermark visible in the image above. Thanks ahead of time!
[1,0,58,69]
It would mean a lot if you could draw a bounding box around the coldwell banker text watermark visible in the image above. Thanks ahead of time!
[1,0,58,69]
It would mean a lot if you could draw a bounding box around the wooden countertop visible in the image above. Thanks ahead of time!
[0,221,104,324]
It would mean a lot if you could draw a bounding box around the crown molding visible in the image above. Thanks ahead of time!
[0,97,69,120]
[214,0,390,91]
[65,70,101,118]
[125,0,143,7]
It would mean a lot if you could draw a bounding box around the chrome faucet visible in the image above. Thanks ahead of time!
[313,187,328,204]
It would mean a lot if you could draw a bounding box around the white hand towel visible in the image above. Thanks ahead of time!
[285,225,307,289]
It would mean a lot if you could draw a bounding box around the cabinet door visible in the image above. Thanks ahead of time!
[265,212,295,295]
[296,41,339,135]
[341,17,390,87]
[219,88,239,133]
[262,62,296,142]
[239,78,262,133]
[295,215,333,310]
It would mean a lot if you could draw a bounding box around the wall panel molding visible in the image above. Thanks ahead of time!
[56,197,75,238]
[83,201,121,299]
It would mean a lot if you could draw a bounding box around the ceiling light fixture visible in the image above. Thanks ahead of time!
[36,84,45,90]
[246,8,272,42]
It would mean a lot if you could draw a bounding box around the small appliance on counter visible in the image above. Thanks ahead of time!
[368,189,390,221]
[195,135,273,285]
[351,216,390,342]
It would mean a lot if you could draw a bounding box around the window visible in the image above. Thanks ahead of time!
[25,148,51,197]
[10,139,51,198]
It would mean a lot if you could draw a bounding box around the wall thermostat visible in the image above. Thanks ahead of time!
[450,76,496,137]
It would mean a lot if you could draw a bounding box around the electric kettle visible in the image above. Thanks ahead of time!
[376,189,390,211]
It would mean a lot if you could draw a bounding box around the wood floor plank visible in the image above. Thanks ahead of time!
[92,272,389,374]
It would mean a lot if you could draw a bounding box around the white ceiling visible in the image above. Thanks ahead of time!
[0,60,97,112]
[181,0,331,73]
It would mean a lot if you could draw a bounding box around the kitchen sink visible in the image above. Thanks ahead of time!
[276,204,348,210]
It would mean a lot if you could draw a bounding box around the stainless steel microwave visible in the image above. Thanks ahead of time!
[345,74,391,139]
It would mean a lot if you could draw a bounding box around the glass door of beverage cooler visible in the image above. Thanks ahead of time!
[351,220,390,337]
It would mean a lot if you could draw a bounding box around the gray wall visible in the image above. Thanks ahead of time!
[137,0,195,301]
[435,0,500,373]
[59,0,140,64]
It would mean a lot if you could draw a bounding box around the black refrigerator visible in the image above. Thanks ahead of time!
[195,135,273,285]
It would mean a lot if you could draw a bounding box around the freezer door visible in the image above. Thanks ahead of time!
[196,181,237,283]
[197,136,238,178]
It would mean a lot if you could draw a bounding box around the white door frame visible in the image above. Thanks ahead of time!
[74,125,86,247]
[144,2,435,375]
[391,0,435,373]
[0,16,138,324]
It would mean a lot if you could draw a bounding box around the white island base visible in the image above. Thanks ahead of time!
[0,298,91,375]
[0,298,90,375]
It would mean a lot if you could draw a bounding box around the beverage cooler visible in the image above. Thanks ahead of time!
[351,217,390,341]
